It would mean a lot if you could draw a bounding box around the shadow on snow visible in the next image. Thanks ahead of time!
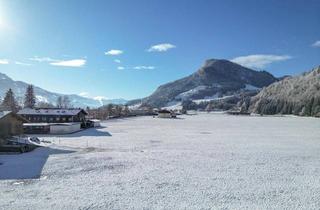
[0,147,75,180]
[31,127,112,138]
[59,127,112,138]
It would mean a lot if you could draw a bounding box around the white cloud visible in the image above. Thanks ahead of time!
[29,56,58,62]
[114,59,121,63]
[94,96,108,106]
[15,61,32,66]
[147,43,176,52]
[0,59,9,64]
[231,54,292,69]
[133,66,155,70]
[93,96,107,101]
[50,59,86,67]
[78,93,108,105]
[117,66,125,70]
[311,40,320,48]
[29,56,86,67]
[105,49,123,56]
[78,92,90,97]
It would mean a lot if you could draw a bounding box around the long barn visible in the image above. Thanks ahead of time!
[17,108,88,134]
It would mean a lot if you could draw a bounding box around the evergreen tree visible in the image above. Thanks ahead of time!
[1,89,18,113]
[24,85,36,108]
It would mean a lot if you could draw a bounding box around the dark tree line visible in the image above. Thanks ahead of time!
[181,95,244,112]
[87,104,130,120]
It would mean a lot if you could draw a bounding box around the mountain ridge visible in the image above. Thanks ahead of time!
[249,66,320,116]
[0,72,127,108]
[134,59,278,108]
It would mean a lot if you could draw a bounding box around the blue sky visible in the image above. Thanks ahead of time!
[0,0,319,100]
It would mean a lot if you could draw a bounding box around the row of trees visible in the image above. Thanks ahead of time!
[0,85,72,113]
[86,104,130,120]
[180,97,239,112]
[252,97,320,116]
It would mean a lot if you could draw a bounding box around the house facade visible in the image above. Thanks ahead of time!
[158,110,176,118]
[0,111,28,144]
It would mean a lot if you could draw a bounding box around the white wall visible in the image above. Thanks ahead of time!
[93,122,101,127]
[50,123,81,134]
[158,113,172,118]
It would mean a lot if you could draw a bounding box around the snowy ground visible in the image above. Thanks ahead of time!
[1,113,320,209]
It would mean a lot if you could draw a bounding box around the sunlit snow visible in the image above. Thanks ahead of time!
[1,113,320,209]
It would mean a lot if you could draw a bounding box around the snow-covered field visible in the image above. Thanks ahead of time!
[1,113,320,209]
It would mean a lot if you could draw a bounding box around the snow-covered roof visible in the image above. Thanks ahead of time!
[23,122,80,126]
[0,111,12,119]
[17,108,87,116]
[23,123,50,126]
[0,111,29,122]
[88,119,100,122]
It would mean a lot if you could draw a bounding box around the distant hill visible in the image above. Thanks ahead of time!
[249,66,320,117]
[133,59,278,108]
[0,72,127,108]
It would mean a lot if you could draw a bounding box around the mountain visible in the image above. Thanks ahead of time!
[136,59,278,108]
[0,72,127,108]
[249,66,320,117]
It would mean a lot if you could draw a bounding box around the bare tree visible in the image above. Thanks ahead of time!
[62,96,71,108]
[56,96,63,108]
[37,102,55,108]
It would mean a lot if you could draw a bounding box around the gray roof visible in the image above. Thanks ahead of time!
[0,111,12,119]
[17,108,87,116]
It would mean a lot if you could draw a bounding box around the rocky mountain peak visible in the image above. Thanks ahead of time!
[202,59,219,67]
[135,59,278,107]
[201,59,235,70]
